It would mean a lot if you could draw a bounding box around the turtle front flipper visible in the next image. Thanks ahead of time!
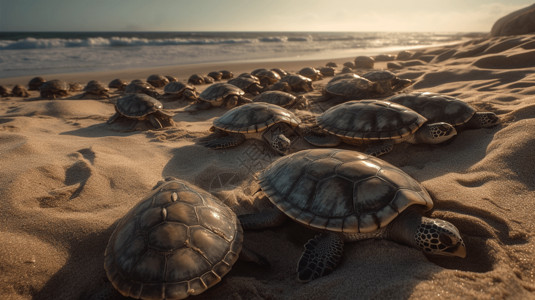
[365,142,394,157]
[465,112,500,129]
[198,131,246,149]
[107,111,120,124]
[148,114,163,129]
[297,233,344,282]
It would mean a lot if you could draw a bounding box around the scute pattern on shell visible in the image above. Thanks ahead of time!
[324,76,374,97]
[104,179,242,300]
[116,93,164,118]
[213,102,301,133]
[258,149,433,234]
[387,92,476,126]
[318,100,427,140]
[253,91,297,107]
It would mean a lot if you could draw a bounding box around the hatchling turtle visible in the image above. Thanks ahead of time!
[199,102,301,155]
[147,74,170,88]
[12,84,29,97]
[220,70,234,79]
[227,76,263,95]
[266,81,292,93]
[108,78,128,91]
[362,70,413,95]
[318,66,335,77]
[239,148,466,282]
[207,71,223,81]
[322,75,382,101]
[0,85,10,97]
[255,69,281,86]
[124,80,160,98]
[253,91,308,110]
[354,55,375,69]
[326,61,338,68]
[163,81,198,101]
[280,75,313,93]
[104,178,267,300]
[387,92,500,129]
[298,67,323,81]
[251,68,269,76]
[343,61,355,69]
[107,93,174,131]
[165,75,179,82]
[28,76,46,90]
[203,76,215,84]
[40,79,69,99]
[271,68,288,78]
[237,73,259,81]
[306,100,457,156]
[83,80,110,98]
[341,66,354,74]
[188,74,205,85]
[187,83,252,111]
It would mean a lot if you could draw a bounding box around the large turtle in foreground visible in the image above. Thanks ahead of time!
[107,93,174,131]
[198,102,301,155]
[306,100,457,156]
[386,92,499,130]
[104,178,267,300]
[239,148,466,282]
[187,83,252,111]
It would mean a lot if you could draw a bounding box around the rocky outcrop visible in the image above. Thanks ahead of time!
[491,3,535,36]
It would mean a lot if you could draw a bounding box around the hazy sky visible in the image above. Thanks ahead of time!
[0,0,532,32]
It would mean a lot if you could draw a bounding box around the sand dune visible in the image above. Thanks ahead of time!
[1,33,535,299]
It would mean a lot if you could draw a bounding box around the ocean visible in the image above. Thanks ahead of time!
[0,31,483,78]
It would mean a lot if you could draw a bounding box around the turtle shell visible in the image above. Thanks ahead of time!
[28,76,46,90]
[253,91,297,108]
[324,77,375,98]
[227,77,260,91]
[40,80,69,98]
[84,80,109,93]
[317,100,427,140]
[280,75,313,92]
[147,74,169,87]
[298,67,323,81]
[108,78,128,90]
[164,81,193,94]
[124,80,160,98]
[386,92,476,127]
[115,93,164,118]
[258,148,433,233]
[362,70,397,82]
[199,83,244,103]
[104,179,242,300]
[213,102,300,133]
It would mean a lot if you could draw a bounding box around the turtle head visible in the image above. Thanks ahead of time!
[183,89,198,101]
[416,122,457,144]
[271,134,291,155]
[415,218,466,258]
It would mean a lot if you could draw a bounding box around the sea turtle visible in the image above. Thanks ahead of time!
[188,74,205,85]
[0,85,10,97]
[253,91,308,109]
[354,55,375,69]
[147,74,170,88]
[265,82,292,93]
[341,66,354,74]
[28,76,46,90]
[227,76,264,95]
[271,68,288,78]
[104,177,267,300]
[239,148,466,282]
[298,67,323,81]
[124,80,160,98]
[306,100,457,156]
[187,83,252,111]
[251,68,269,76]
[83,80,110,98]
[162,81,198,101]
[326,62,338,68]
[322,75,382,101]
[207,71,223,81]
[343,61,355,69]
[165,75,179,82]
[387,92,500,129]
[220,70,234,79]
[40,79,70,99]
[280,75,313,93]
[203,76,215,84]
[362,70,413,95]
[107,93,174,131]
[108,78,128,91]
[318,66,335,77]
[12,84,29,97]
[254,69,281,86]
[199,102,301,155]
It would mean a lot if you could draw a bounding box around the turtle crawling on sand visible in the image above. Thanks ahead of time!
[198,102,301,155]
[147,74,169,88]
[162,81,198,101]
[124,80,160,98]
[280,75,313,93]
[104,177,267,300]
[362,70,413,95]
[322,75,381,101]
[28,76,46,91]
[386,92,499,130]
[306,100,457,156]
[107,93,174,131]
[40,79,70,99]
[108,78,128,91]
[83,80,110,98]
[187,83,252,111]
[239,148,466,282]
[253,91,308,110]
[12,84,30,97]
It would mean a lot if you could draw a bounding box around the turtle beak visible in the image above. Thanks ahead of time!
[445,242,467,258]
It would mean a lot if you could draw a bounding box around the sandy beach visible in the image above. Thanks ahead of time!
[1,31,535,300]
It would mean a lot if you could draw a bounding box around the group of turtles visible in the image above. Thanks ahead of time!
[5,54,500,299]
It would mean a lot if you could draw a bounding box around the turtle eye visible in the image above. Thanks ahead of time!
[439,233,453,246]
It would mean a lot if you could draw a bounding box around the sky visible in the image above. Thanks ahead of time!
[0,0,533,32]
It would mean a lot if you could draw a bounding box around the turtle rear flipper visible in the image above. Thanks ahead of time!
[297,233,344,282]
[198,131,246,149]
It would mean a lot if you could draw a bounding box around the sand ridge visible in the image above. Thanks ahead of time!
[1,34,535,299]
